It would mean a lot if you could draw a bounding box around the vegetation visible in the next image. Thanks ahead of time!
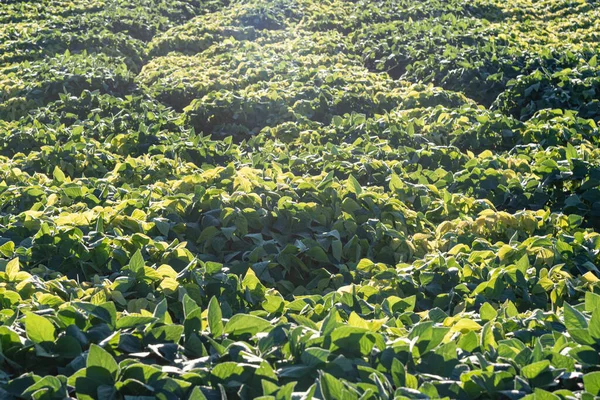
[1,0,600,398]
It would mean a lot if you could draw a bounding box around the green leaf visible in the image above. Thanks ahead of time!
[55,336,83,358]
[589,308,600,340]
[255,360,277,383]
[329,326,385,356]
[419,382,439,399]
[391,358,406,388]
[188,387,208,400]
[211,362,251,388]
[0,241,14,257]
[585,292,600,313]
[262,294,284,313]
[148,325,184,343]
[521,360,550,380]
[569,328,595,345]
[5,258,19,281]
[116,315,157,330]
[53,166,66,183]
[184,307,203,340]
[301,347,329,367]
[563,303,588,330]
[0,326,22,352]
[522,388,560,400]
[565,143,577,161]
[183,294,199,318]
[389,173,403,192]
[569,345,600,366]
[481,321,498,351]
[128,250,145,273]
[480,303,498,322]
[62,185,83,198]
[516,254,530,274]
[74,374,99,400]
[87,344,119,380]
[208,297,224,337]
[346,175,362,195]
[332,239,342,262]
[121,363,165,383]
[584,371,600,395]
[25,313,56,345]
[224,314,271,337]
[74,302,117,328]
[306,246,329,263]
[331,115,344,127]
[97,385,116,400]
[319,371,345,400]
[153,298,168,322]
[22,376,64,398]
[458,331,479,352]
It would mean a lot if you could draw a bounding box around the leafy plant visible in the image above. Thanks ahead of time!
[1,0,600,398]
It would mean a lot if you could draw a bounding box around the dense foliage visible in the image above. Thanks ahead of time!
[1,0,600,398]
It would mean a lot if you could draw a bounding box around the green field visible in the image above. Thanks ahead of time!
[1,0,600,398]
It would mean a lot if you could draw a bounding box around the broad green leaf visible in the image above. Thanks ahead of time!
[97,385,116,400]
[458,331,479,352]
[116,315,157,330]
[301,347,329,367]
[22,376,64,397]
[391,358,406,388]
[262,294,284,314]
[153,298,169,322]
[208,297,224,337]
[563,303,588,330]
[589,308,600,340]
[87,344,119,380]
[389,173,403,192]
[585,292,600,313]
[565,143,577,161]
[55,336,83,358]
[480,303,498,322]
[0,241,14,257]
[224,314,271,337]
[184,308,203,340]
[25,313,56,344]
[569,328,595,345]
[188,387,208,400]
[53,166,66,183]
[148,325,184,343]
[332,239,342,262]
[306,246,329,263]
[183,294,199,318]
[128,250,145,273]
[5,258,19,281]
[584,371,600,395]
[346,175,362,195]
[451,318,481,333]
[211,362,251,388]
[121,363,165,383]
[522,388,560,400]
[319,371,346,400]
[516,255,530,274]
[569,345,600,366]
[521,360,550,380]
[63,185,83,198]
[329,326,385,356]
[481,321,497,351]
